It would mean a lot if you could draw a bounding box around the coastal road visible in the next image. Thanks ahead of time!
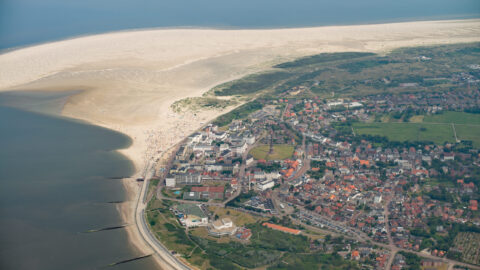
[134,163,191,270]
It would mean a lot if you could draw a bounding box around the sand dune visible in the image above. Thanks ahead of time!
[1,19,479,269]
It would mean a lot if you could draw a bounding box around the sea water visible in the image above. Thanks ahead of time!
[0,93,157,269]
[1,0,478,50]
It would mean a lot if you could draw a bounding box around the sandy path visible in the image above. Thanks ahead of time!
[1,19,479,269]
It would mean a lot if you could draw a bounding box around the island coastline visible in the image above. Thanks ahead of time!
[1,19,480,270]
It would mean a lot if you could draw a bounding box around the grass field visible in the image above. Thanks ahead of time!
[424,111,480,125]
[208,206,262,226]
[353,122,456,144]
[454,125,480,147]
[354,112,480,146]
[249,144,294,161]
[424,112,480,147]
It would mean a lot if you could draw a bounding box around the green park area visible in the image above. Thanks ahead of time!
[353,111,480,147]
[249,144,295,161]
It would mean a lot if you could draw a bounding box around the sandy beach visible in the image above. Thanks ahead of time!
[1,19,479,269]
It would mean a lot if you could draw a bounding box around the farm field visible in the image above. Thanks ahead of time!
[249,144,294,161]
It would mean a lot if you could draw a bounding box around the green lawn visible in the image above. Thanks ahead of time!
[354,112,480,146]
[422,111,480,146]
[424,111,480,125]
[454,124,480,147]
[249,144,294,161]
[353,122,456,144]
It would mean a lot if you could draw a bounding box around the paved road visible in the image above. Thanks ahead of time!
[383,196,399,270]
[157,193,225,207]
[134,163,191,270]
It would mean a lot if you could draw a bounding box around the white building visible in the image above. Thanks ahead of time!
[205,164,223,171]
[213,218,233,230]
[219,143,230,152]
[246,135,255,145]
[165,177,176,187]
[257,179,275,191]
[193,143,214,152]
[208,218,237,236]
[347,102,363,108]
[188,133,202,144]
[327,100,344,108]
[233,142,248,155]
[246,157,255,167]
[266,172,281,181]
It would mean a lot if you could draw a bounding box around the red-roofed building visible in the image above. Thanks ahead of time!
[469,200,478,211]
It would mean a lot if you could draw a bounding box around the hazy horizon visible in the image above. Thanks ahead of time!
[1,0,479,50]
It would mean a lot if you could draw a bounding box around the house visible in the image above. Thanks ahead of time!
[443,152,455,161]
[351,250,360,260]
[469,200,478,211]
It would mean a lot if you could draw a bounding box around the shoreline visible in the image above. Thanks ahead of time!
[1,19,479,270]
[2,15,479,54]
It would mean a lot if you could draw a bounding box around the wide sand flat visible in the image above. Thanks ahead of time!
[1,20,480,174]
[1,19,479,269]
